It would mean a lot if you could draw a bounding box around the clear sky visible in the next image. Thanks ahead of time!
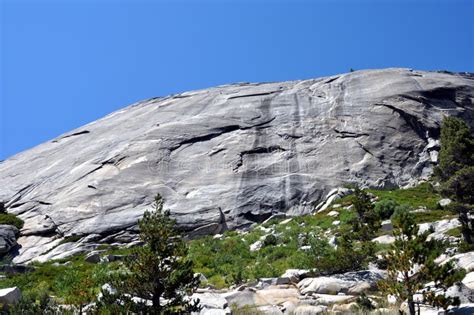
[0,0,473,160]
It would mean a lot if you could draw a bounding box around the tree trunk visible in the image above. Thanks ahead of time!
[407,297,416,315]
[461,223,473,244]
[459,212,473,244]
[152,294,161,314]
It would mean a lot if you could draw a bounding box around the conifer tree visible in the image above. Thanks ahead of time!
[350,187,381,242]
[98,194,201,314]
[436,116,474,244]
[379,208,465,315]
[436,116,473,181]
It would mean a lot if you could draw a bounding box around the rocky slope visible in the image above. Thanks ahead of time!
[0,68,473,263]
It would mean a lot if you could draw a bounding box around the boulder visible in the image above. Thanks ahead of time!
[331,302,358,313]
[462,272,474,290]
[298,277,357,295]
[222,289,256,307]
[381,219,393,232]
[347,282,372,295]
[1,69,473,261]
[85,250,105,263]
[292,305,327,315]
[250,240,263,252]
[442,252,474,272]
[445,283,474,304]
[419,218,461,240]
[438,198,452,207]
[0,225,19,254]
[372,235,395,244]
[101,254,126,263]
[281,269,311,283]
[0,287,21,305]
[192,292,228,310]
[259,277,291,286]
[254,287,299,305]
[198,308,232,315]
[297,270,384,295]
[313,293,355,305]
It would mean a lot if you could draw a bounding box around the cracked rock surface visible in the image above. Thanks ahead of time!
[0,68,473,262]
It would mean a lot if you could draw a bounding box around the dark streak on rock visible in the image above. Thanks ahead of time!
[233,145,287,172]
[170,117,277,154]
[228,91,280,100]
[53,130,90,143]
[324,76,340,84]
[334,128,370,138]
[374,103,434,139]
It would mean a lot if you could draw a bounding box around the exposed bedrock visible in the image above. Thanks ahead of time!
[0,68,473,262]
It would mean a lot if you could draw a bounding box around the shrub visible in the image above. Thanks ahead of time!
[0,213,24,229]
[356,293,375,312]
[435,116,473,181]
[350,187,381,241]
[99,194,201,313]
[262,234,278,247]
[8,289,59,314]
[379,208,465,315]
[308,237,374,276]
[374,199,399,220]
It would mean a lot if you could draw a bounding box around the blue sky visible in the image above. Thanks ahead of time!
[1,0,473,160]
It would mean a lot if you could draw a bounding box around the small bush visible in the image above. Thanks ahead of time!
[374,199,399,220]
[262,234,278,247]
[458,241,474,253]
[308,237,374,276]
[356,293,375,312]
[0,213,24,229]
[58,235,82,245]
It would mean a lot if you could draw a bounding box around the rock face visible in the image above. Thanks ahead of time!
[0,225,19,254]
[0,68,473,262]
[0,287,21,305]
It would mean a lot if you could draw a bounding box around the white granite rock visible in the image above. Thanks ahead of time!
[0,69,473,261]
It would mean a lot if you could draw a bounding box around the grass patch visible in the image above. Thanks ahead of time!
[0,254,118,301]
[58,235,83,246]
[446,227,462,237]
[0,213,24,229]
[368,182,441,210]
[411,209,455,224]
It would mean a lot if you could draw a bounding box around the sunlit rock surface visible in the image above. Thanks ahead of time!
[0,68,473,262]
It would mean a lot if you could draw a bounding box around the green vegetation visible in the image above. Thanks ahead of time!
[368,182,441,210]
[446,227,462,237]
[97,194,200,314]
[0,213,24,230]
[0,254,114,311]
[57,235,82,245]
[436,116,474,244]
[0,181,458,308]
[379,208,465,315]
[189,206,358,287]
[435,116,473,181]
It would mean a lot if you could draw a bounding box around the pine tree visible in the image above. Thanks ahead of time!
[349,187,381,242]
[436,116,473,181]
[379,208,465,315]
[436,116,474,244]
[98,194,201,314]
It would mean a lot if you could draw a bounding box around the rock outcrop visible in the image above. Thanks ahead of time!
[0,225,19,254]
[0,68,473,262]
